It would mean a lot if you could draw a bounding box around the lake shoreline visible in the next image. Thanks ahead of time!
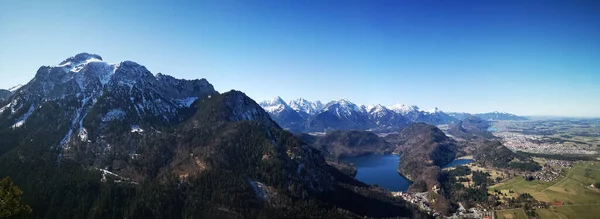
[340,154,475,192]
[340,154,412,192]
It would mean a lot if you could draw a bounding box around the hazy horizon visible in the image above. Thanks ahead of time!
[1,0,599,117]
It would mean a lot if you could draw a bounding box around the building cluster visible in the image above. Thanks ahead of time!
[392,191,499,218]
[494,132,596,155]
[544,159,572,168]
[391,191,436,216]
[525,168,561,182]
[525,160,572,182]
[449,203,495,219]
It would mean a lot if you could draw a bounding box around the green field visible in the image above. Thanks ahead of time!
[535,208,557,219]
[536,205,600,219]
[491,162,600,219]
[491,175,557,195]
[491,163,600,204]
[495,209,528,219]
[569,164,600,185]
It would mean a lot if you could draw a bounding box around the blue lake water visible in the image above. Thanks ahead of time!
[341,154,411,192]
[442,159,474,169]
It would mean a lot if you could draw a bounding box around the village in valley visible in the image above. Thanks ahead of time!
[392,159,600,219]
[389,119,600,219]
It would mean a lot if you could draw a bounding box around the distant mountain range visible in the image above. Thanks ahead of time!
[0,53,534,218]
[0,53,430,218]
[259,97,526,133]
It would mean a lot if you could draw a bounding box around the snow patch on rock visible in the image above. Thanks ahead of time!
[78,128,88,142]
[174,97,198,108]
[8,84,23,93]
[248,179,269,200]
[130,125,144,133]
[59,97,91,147]
[11,105,34,129]
[102,109,126,122]
[0,99,19,114]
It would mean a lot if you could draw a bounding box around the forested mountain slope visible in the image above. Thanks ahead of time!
[0,53,430,219]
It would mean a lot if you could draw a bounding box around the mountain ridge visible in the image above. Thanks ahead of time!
[259,97,527,133]
[0,53,430,218]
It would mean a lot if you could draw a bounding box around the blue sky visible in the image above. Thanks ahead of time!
[1,0,599,117]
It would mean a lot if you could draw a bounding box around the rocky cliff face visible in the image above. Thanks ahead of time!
[1,53,217,150]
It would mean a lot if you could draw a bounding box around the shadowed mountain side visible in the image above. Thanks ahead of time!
[296,130,394,159]
[0,54,432,218]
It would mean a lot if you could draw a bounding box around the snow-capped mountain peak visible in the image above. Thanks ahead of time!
[259,96,289,114]
[325,99,358,110]
[57,53,106,72]
[333,99,360,111]
[337,99,352,104]
[389,103,420,114]
[3,53,216,148]
[266,96,286,105]
[364,104,393,119]
[36,52,123,91]
[257,96,519,132]
[322,99,362,118]
[288,98,323,115]
[365,104,388,114]
[58,53,103,66]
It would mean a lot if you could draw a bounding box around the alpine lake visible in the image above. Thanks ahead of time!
[341,154,474,192]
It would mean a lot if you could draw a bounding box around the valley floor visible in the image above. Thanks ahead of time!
[495,208,528,219]
[489,162,600,219]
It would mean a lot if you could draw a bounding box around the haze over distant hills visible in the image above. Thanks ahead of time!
[259,96,527,133]
[447,112,528,121]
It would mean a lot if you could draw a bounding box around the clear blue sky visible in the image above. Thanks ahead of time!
[1,0,599,117]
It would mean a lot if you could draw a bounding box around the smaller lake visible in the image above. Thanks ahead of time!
[442,159,474,169]
[341,154,411,192]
